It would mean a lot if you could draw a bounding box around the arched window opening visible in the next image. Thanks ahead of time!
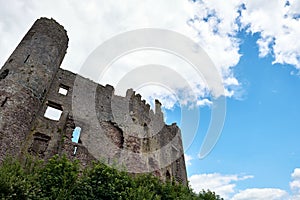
[72,127,81,155]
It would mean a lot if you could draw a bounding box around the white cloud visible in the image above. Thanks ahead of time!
[189,173,253,199]
[1,0,300,109]
[231,188,288,200]
[0,1,182,67]
[196,99,212,107]
[189,168,300,200]
[187,0,242,79]
[240,0,300,68]
[0,0,224,109]
[188,0,300,98]
[291,168,300,179]
[184,154,193,166]
[224,77,239,86]
[290,168,300,197]
[99,50,213,109]
[290,179,300,192]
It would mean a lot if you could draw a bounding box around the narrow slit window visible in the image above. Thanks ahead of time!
[24,55,30,63]
[1,97,8,107]
[44,102,63,121]
[72,127,81,155]
[58,84,69,95]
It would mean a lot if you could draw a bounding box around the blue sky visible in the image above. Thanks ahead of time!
[1,0,300,199]
[164,31,300,198]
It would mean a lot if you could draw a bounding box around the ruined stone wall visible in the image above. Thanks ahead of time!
[0,18,187,185]
[26,68,187,185]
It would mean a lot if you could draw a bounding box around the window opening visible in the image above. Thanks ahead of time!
[166,170,171,180]
[1,97,8,107]
[24,55,30,63]
[28,132,51,156]
[44,101,63,121]
[58,88,68,95]
[72,127,81,155]
[58,84,69,95]
[0,69,9,80]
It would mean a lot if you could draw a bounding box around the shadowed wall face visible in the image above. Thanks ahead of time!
[0,18,68,161]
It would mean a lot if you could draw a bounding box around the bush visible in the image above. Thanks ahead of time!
[0,155,223,200]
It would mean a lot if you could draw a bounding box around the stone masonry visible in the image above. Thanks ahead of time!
[0,18,187,185]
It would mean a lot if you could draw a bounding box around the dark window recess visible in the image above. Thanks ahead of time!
[111,121,124,149]
[44,101,63,121]
[0,69,9,80]
[166,170,171,180]
[102,121,124,149]
[58,84,69,95]
[120,131,124,149]
[28,132,51,157]
[1,97,8,107]
[72,127,81,155]
[39,89,47,102]
[24,55,30,63]
[143,122,148,131]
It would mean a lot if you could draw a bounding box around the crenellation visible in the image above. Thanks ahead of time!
[0,17,187,186]
[135,93,142,100]
[126,88,135,99]
[155,99,162,113]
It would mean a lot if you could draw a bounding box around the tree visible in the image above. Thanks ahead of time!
[198,189,224,200]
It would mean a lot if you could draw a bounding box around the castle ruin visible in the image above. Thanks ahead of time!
[0,18,187,185]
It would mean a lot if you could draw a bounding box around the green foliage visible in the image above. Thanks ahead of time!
[0,155,223,200]
[72,162,134,200]
[38,155,79,199]
[0,157,28,200]
[198,189,224,200]
[0,156,42,200]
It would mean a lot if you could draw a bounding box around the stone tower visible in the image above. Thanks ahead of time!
[0,18,187,185]
[0,18,68,161]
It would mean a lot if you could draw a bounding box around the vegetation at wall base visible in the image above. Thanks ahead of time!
[0,155,223,200]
